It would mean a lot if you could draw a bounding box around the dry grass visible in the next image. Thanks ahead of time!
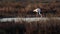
[0,1,60,17]
[22,18,60,34]
[0,18,60,34]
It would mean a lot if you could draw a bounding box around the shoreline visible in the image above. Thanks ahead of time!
[0,17,60,22]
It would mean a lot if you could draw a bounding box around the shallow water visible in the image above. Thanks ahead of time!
[0,17,60,22]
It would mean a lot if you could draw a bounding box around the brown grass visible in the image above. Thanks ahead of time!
[22,18,60,34]
[0,1,60,17]
[0,18,60,34]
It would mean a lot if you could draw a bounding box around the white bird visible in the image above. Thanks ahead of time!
[33,8,42,17]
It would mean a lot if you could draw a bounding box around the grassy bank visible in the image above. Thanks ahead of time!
[0,18,60,34]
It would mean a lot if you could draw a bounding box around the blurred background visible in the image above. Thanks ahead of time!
[0,0,60,34]
[0,0,60,18]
